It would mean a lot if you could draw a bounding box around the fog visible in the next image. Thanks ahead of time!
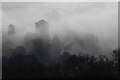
[2,2,118,56]
[0,2,2,79]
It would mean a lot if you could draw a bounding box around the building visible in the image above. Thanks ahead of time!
[8,24,15,35]
[35,19,49,40]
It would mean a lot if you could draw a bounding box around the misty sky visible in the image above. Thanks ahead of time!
[1,2,118,54]
[0,2,2,57]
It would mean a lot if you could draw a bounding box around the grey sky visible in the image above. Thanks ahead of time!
[2,2,118,51]
[0,2,2,57]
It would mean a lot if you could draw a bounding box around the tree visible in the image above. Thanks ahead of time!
[31,38,51,65]
[2,54,46,79]
[112,48,120,75]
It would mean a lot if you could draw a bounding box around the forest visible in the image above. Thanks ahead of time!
[2,36,120,79]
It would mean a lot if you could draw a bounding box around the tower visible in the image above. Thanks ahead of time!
[2,24,16,57]
[35,19,49,40]
[8,24,15,35]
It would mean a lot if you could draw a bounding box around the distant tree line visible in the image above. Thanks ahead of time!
[2,38,120,79]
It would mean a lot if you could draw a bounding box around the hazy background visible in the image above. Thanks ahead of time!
[0,2,2,79]
[0,2,118,78]
[2,2,118,55]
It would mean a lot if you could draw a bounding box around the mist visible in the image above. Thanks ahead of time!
[2,2,118,56]
[2,2,119,79]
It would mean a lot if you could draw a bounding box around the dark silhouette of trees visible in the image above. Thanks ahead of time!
[31,38,51,65]
[112,48,120,78]
[12,46,26,57]
[2,54,46,79]
[2,37,120,79]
